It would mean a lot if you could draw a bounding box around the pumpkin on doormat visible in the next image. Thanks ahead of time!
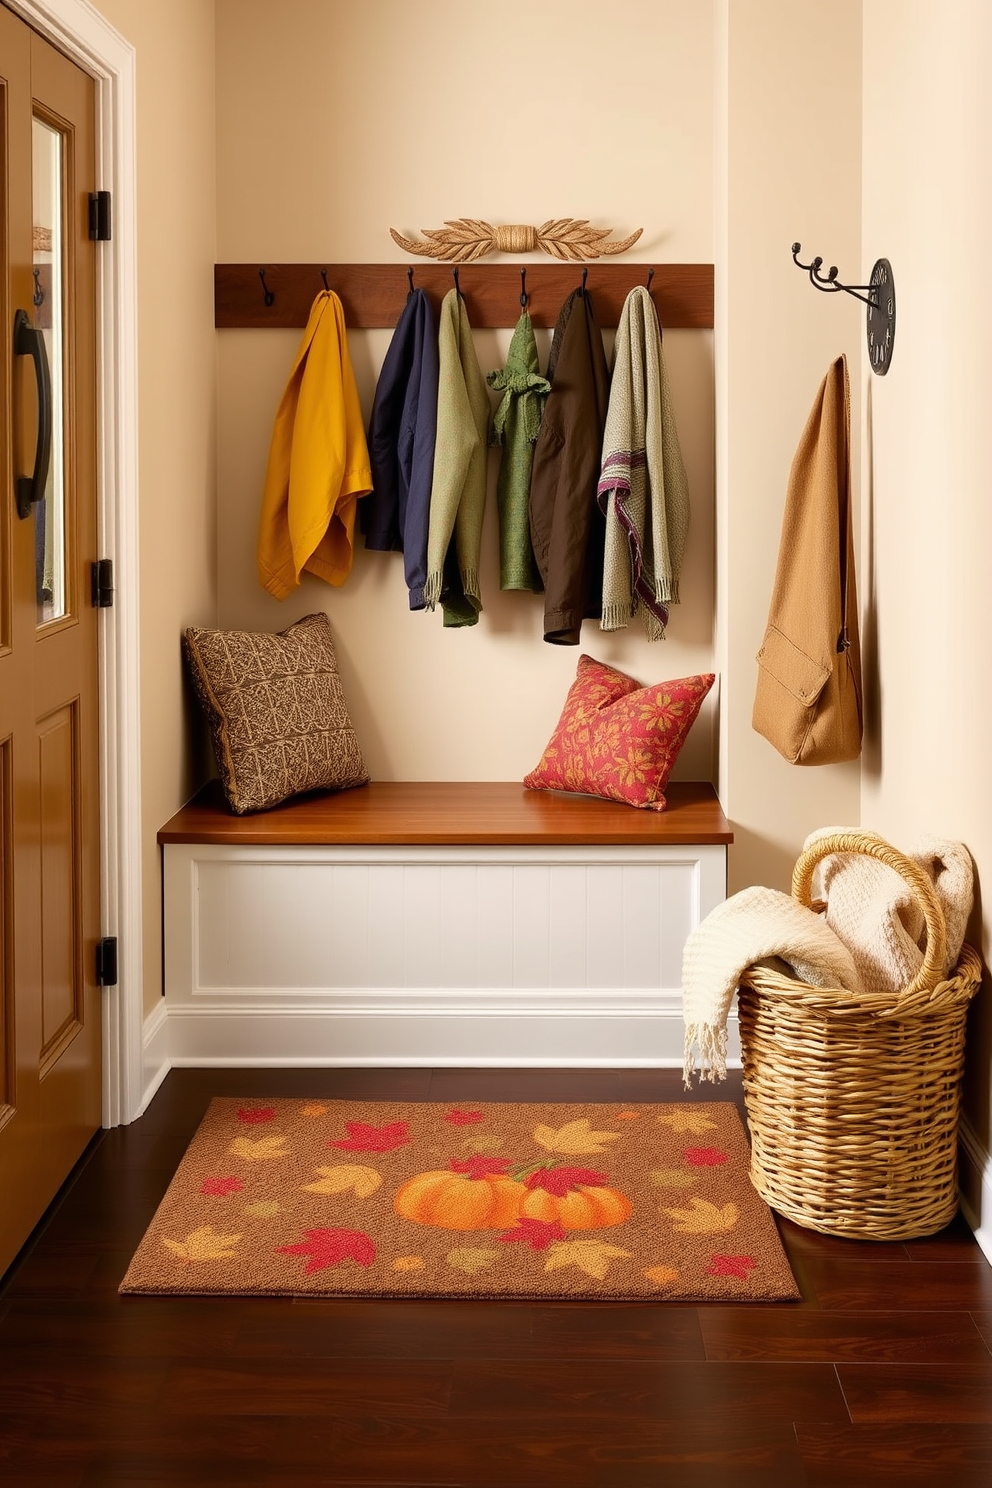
[394,1153,633,1231]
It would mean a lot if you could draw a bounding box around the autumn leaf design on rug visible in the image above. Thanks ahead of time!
[119,1100,800,1301]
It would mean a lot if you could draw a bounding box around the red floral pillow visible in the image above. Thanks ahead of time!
[524,656,715,811]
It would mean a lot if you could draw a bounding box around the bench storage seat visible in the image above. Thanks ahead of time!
[155,781,732,1071]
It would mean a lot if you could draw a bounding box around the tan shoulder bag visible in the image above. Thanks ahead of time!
[752,355,862,765]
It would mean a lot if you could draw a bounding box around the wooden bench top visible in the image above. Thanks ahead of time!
[158,780,732,847]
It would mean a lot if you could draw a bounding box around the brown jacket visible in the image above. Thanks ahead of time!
[528,289,611,645]
[752,354,862,765]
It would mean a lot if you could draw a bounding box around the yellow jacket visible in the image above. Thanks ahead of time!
[257,291,372,598]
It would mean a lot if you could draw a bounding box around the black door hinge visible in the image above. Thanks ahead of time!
[95,937,118,987]
[88,191,112,241]
[91,558,114,608]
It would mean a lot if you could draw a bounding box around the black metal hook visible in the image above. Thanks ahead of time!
[581,266,588,293]
[791,241,897,375]
[646,267,655,293]
[452,265,462,299]
[519,268,528,310]
[407,266,415,298]
[32,267,45,308]
[320,268,330,292]
[258,267,275,307]
[791,242,874,309]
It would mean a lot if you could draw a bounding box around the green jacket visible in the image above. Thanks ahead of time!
[488,311,548,592]
[424,289,491,628]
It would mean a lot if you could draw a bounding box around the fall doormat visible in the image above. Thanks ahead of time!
[119,1099,799,1302]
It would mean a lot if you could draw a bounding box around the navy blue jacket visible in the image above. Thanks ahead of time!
[361,288,439,610]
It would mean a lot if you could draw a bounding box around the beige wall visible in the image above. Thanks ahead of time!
[88,0,992,1154]
[861,0,992,1150]
[214,0,718,785]
[89,0,218,1017]
[718,0,863,894]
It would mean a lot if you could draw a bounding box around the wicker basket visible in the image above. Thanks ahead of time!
[737,830,982,1240]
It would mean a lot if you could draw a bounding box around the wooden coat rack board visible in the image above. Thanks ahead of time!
[214,263,714,331]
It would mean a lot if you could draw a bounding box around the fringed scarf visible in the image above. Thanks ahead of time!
[597,286,689,639]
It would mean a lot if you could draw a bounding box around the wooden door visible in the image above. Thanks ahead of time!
[0,6,101,1276]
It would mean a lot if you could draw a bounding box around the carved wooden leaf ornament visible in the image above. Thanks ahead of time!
[389,218,643,263]
[663,1197,740,1235]
[533,1118,621,1155]
[303,1164,383,1198]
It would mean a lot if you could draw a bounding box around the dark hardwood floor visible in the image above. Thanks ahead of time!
[1,1067,990,1487]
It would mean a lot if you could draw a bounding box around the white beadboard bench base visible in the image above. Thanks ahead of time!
[150,782,733,1105]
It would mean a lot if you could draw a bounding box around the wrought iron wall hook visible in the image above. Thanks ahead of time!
[258,267,275,307]
[646,267,655,292]
[32,267,45,308]
[792,243,871,306]
[581,265,588,293]
[791,241,896,375]
[320,268,330,292]
[811,260,843,292]
[452,265,462,298]
[519,267,528,310]
[407,266,415,298]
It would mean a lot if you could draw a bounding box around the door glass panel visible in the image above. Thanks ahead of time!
[32,117,66,625]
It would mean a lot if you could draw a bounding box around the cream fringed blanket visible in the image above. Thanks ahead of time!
[806,829,973,994]
[681,886,865,1084]
[681,832,973,1084]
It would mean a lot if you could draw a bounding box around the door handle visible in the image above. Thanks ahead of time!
[13,307,53,520]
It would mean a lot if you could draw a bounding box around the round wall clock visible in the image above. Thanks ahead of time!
[866,258,895,375]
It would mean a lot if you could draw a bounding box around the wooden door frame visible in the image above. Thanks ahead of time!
[6,0,140,1125]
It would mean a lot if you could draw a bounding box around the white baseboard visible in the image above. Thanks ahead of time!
[959,1115,992,1266]
[143,998,742,1071]
[139,999,171,1115]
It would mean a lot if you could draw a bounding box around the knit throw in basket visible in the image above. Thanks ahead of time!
[737,831,981,1241]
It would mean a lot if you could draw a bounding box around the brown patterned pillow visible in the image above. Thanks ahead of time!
[182,612,369,814]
